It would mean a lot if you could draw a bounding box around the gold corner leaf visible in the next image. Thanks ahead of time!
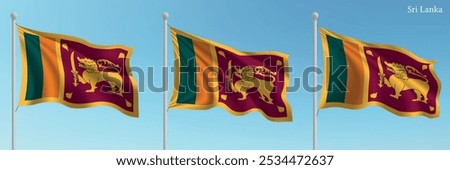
[430,106,435,112]
[126,100,132,107]
[276,60,283,66]
[218,51,225,58]
[366,50,373,57]
[62,43,69,51]
[277,106,285,113]
[422,65,428,70]
[118,53,125,59]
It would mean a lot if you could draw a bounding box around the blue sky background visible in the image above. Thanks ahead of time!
[0,0,449,150]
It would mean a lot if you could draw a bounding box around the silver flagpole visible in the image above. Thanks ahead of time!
[162,12,169,150]
[312,12,319,150]
[11,12,17,150]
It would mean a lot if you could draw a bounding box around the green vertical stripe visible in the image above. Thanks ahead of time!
[326,35,348,103]
[176,35,197,104]
[24,33,44,100]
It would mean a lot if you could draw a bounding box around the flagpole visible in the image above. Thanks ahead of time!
[11,12,17,150]
[312,12,319,150]
[162,12,169,150]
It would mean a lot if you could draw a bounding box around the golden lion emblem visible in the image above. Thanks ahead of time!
[377,56,429,103]
[71,52,124,96]
[230,64,276,104]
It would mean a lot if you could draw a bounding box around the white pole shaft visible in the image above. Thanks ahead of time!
[11,12,17,151]
[162,12,169,150]
[312,12,319,150]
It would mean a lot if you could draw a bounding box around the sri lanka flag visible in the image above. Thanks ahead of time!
[170,27,292,122]
[320,28,440,118]
[18,25,139,117]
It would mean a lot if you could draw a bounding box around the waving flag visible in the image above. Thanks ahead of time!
[170,27,292,122]
[18,26,138,117]
[320,28,440,118]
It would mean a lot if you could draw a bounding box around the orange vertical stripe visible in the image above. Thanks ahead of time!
[192,40,214,105]
[40,36,60,98]
[343,41,364,105]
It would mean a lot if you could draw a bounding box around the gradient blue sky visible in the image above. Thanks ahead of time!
[0,0,449,150]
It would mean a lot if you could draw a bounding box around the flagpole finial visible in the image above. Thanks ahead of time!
[10,12,17,20]
[162,12,169,20]
[312,12,319,20]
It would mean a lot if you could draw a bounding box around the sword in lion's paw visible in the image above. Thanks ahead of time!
[70,51,79,87]
[377,56,385,88]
